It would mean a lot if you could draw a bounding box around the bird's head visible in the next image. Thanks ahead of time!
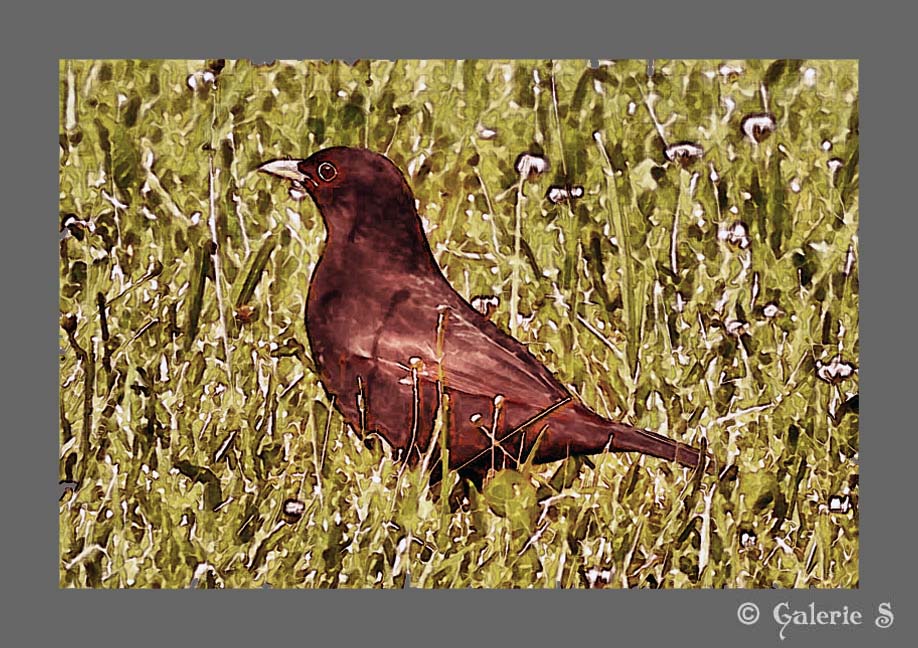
[259,147,414,222]
[258,146,431,266]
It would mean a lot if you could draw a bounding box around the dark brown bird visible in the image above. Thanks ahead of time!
[259,147,712,485]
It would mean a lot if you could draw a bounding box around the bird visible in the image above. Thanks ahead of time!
[258,146,713,487]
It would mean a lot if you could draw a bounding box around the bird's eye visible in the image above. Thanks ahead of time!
[317,161,338,182]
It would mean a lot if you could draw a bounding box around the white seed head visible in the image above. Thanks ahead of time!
[803,67,817,87]
[476,124,498,140]
[763,302,781,319]
[546,185,585,204]
[725,319,748,337]
[816,355,857,384]
[283,498,306,518]
[471,295,500,318]
[828,494,852,513]
[664,142,704,167]
[741,113,777,143]
[718,221,750,249]
[719,63,744,81]
[515,153,550,179]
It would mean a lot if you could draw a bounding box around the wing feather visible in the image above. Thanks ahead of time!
[366,272,569,407]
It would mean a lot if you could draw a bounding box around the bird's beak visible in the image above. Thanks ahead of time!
[258,159,306,181]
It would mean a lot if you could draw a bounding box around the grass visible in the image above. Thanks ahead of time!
[58,59,859,588]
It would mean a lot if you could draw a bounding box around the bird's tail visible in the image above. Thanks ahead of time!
[609,423,716,474]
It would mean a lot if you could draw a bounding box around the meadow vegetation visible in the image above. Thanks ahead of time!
[59,59,859,588]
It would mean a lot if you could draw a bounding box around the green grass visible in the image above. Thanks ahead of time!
[59,59,859,588]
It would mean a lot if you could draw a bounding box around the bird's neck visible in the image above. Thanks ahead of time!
[321,199,437,273]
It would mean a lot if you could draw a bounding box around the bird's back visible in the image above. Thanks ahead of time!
[305,247,598,470]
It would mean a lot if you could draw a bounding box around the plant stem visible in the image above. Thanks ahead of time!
[593,131,637,381]
[509,178,524,336]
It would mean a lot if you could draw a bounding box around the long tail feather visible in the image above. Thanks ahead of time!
[610,424,715,474]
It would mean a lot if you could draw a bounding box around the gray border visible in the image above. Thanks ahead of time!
[8,1,911,646]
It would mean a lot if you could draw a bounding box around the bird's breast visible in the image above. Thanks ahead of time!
[305,259,424,368]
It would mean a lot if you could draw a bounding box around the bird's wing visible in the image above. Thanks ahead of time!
[369,272,570,408]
